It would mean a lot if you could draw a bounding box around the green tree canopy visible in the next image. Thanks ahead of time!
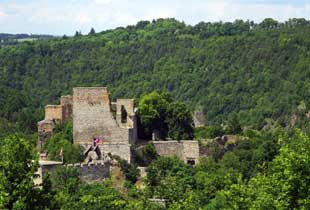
[0,135,39,209]
[43,120,83,163]
[208,129,310,210]
[137,91,193,140]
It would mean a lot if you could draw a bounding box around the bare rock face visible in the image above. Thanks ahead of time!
[193,109,205,128]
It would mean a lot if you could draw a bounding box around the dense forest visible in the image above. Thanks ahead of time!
[1,122,310,209]
[1,18,310,209]
[1,18,310,135]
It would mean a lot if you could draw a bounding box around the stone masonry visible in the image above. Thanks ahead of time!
[38,87,137,162]
[34,160,110,186]
[72,87,137,162]
[152,140,200,165]
[68,161,110,183]
[36,86,201,185]
[73,87,136,144]
[38,87,199,165]
[37,95,73,149]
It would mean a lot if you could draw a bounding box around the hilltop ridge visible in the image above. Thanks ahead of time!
[1,18,310,134]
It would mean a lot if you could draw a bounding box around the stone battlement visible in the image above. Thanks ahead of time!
[65,160,109,167]
[35,160,110,185]
[66,161,110,183]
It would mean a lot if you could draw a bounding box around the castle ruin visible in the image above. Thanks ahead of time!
[37,87,199,166]
[38,87,137,162]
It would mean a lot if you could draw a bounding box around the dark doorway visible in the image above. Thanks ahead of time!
[187,159,195,166]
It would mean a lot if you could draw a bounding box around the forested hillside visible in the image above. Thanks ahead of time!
[1,18,310,135]
[1,18,310,210]
[0,33,55,46]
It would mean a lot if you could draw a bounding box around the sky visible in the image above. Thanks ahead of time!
[0,0,309,35]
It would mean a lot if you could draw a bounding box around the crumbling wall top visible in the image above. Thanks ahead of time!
[60,95,73,105]
[73,87,110,106]
[44,105,62,121]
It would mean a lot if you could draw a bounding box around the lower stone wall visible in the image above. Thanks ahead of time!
[152,140,200,165]
[36,161,110,185]
[152,141,183,159]
[35,161,63,186]
[68,162,110,183]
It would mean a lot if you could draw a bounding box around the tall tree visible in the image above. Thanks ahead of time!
[0,135,39,209]
[89,27,96,35]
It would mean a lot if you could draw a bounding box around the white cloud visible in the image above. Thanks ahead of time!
[1,0,310,35]
[93,0,113,4]
[113,12,139,25]
[174,1,310,24]
[0,10,6,18]
[222,2,310,22]
[76,14,92,24]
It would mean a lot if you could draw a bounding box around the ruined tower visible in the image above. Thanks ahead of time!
[73,87,137,162]
[37,95,73,149]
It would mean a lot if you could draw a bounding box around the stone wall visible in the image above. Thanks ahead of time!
[34,160,63,186]
[80,142,131,162]
[99,143,131,162]
[182,141,200,165]
[44,95,72,123]
[152,140,200,165]
[35,161,110,185]
[152,141,183,159]
[73,87,130,144]
[116,99,134,127]
[115,99,137,144]
[38,95,73,149]
[37,119,55,149]
[60,95,73,121]
[38,87,137,163]
[68,161,110,183]
[45,105,62,121]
